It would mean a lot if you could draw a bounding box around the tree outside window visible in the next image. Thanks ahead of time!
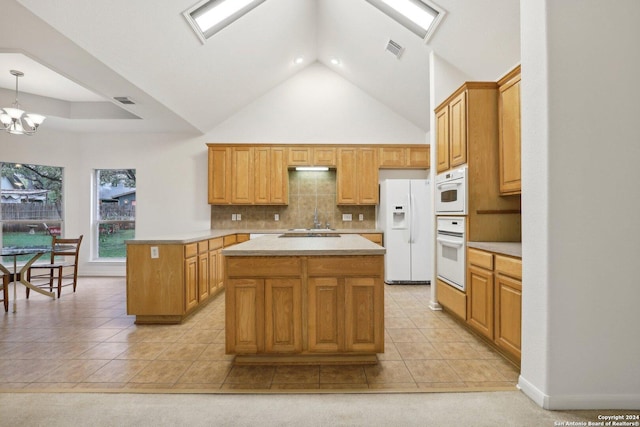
[95,169,136,259]
[0,162,63,262]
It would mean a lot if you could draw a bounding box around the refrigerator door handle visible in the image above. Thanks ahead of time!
[409,193,416,243]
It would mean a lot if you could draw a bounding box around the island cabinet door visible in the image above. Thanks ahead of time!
[198,253,209,302]
[308,277,344,353]
[184,256,198,313]
[264,278,302,353]
[344,277,384,353]
[226,278,265,354]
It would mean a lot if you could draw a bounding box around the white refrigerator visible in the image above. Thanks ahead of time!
[378,179,431,284]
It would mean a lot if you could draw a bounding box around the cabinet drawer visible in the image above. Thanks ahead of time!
[495,255,522,280]
[307,256,383,277]
[209,237,223,250]
[437,279,467,320]
[198,241,209,254]
[226,256,301,277]
[184,243,197,258]
[223,234,237,246]
[468,248,493,270]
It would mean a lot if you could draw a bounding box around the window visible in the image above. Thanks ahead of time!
[183,0,267,43]
[0,162,63,262]
[365,0,446,41]
[94,169,136,260]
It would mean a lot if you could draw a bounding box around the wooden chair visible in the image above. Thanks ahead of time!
[26,235,83,299]
[0,272,9,312]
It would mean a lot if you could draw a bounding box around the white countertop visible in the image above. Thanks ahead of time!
[222,233,385,256]
[125,228,382,245]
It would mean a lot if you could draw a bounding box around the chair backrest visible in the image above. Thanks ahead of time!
[50,235,83,264]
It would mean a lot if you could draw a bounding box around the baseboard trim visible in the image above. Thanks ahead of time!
[518,375,640,410]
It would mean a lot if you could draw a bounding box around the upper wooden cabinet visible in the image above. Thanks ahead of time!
[378,146,430,169]
[498,66,522,195]
[208,143,428,206]
[337,147,378,205]
[436,90,468,173]
[208,146,231,204]
[231,146,253,204]
[313,147,336,166]
[288,146,337,166]
[288,147,311,166]
[254,147,288,205]
[435,107,450,172]
[435,83,496,173]
[208,145,287,205]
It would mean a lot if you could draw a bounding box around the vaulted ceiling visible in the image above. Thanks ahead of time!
[0,0,520,135]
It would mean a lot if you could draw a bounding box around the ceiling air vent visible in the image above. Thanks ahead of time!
[113,96,135,105]
[386,39,404,59]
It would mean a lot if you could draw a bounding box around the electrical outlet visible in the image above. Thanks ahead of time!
[342,213,352,221]
[358,213,364,221]
[237,214,241,221]
[274,213,279,221]
[232,214,237,221]
[150,246,159,259]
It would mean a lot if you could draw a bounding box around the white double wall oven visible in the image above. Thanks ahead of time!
[435,166,468,291]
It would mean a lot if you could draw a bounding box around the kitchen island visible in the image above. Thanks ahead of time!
[222,233,385,365]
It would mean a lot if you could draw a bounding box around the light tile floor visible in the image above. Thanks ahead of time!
[0,277,519,392]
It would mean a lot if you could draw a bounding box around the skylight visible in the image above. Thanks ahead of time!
[365,0,446,41]
[183,0,267,43]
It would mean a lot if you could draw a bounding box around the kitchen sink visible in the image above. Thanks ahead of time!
[279,232,340,238]
[287,228,336,231]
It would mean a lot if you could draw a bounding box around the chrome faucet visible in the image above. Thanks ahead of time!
[313,207,321,229]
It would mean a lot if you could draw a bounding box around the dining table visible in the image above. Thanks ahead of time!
[0,246,56,313]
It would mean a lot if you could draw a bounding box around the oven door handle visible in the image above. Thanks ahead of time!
[436,182,461,190]
[436,237,464,248]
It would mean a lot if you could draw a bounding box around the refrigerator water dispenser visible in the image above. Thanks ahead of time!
[391,205,407,229]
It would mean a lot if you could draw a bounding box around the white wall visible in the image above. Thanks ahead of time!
[519,0,640,409]
[1,63,426,276]
[430,53,472,108]
[209,62,426,144]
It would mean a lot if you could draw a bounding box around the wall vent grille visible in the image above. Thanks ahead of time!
[386,39,404,59]
[113,96,135,105]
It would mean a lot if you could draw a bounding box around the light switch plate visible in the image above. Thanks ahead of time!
[342,214,352,221]
[150,246,159,259]
[232,214,237,221]
[358,214,364,221]
[274,214,279,221]
[237,214,241,221]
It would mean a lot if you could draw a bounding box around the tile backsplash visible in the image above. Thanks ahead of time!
[211,170,376,230]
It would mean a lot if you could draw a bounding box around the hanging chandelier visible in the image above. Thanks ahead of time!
[0,70,46,135]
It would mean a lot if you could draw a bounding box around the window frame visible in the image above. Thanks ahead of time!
[92,169,136,262]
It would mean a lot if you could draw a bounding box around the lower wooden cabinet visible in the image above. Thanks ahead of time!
[308,277,343,352]
[436,278,467,320]
[225,255,384,361]
[467,265,494,339]
[466,248,494,339]
[226,278,264,353]
[307,276,382,354]
[184,254,199,313]
[265,278,302,353]
[494,256,522,361]
[126,234,244,324]
[465,248,522,364]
